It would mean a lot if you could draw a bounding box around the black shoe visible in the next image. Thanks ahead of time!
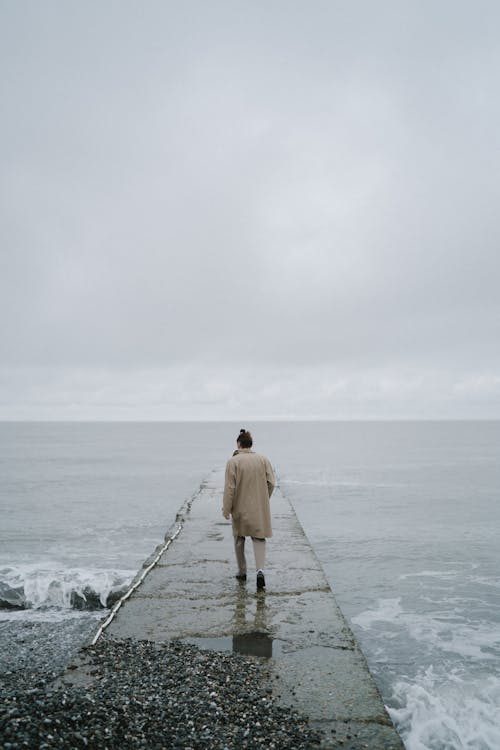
[235,573,247,581]
[256,571,265,590]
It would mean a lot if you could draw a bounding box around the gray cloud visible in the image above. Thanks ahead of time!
[1,1,499,417]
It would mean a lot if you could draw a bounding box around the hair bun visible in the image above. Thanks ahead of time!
[236,428,253,448]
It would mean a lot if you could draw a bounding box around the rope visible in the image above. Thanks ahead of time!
[89,482,205,646]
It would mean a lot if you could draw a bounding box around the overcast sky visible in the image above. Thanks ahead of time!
[1,1,499,420]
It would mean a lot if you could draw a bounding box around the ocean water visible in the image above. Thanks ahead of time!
[1,420,499,750]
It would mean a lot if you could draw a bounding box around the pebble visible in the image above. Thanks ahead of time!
[0,636,322,749]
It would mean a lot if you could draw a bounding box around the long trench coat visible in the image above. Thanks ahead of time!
[222,448,276,538]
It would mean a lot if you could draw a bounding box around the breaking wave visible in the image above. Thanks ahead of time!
[0,564,135,612]
[389,667,500,750]
[352,596,500,749]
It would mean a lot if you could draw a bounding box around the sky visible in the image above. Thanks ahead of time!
[1,0,499,420]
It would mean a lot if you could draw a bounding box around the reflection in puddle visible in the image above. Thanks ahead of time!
[184,589,281,658]
[233,631,273,658]
[185,632,283,658]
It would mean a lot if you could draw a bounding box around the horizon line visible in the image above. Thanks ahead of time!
[1,417,500,424]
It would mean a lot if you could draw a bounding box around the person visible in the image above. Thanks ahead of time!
[222,429,276,591]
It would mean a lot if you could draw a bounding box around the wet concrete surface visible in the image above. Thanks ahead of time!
[93,468,405,749]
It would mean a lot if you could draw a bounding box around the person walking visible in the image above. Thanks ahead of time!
[222,429,276,591]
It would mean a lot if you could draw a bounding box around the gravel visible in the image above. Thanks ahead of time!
[0,617,101,681]
[1,636,323,749]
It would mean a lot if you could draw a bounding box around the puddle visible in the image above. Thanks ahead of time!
[185,632,284,658]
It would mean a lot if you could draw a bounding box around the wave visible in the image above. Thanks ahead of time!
[388,666,500,750]
[0,565,135,611]
[352,597,500,661]
[351,597,404,631]
[352,599,500,748]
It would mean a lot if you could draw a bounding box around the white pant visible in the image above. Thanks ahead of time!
[234,535,265,573]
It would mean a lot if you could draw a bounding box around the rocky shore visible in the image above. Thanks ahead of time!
[1,636,323,750]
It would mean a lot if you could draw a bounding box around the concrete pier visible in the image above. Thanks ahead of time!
[95,469,404,749]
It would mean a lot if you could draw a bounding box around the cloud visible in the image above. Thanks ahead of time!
[1,364,499,421]
[1,1,500,417]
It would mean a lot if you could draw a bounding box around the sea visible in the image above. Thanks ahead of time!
[1,420,499,750]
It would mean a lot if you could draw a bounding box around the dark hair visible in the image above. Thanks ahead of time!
[237,428,253,449]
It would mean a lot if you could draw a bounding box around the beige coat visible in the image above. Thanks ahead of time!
[222,449,276,538]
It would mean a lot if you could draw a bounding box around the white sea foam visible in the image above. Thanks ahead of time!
[351,597,404,630]
[352,597,500,748]
[352,597,500,661]
[406,617,500,661]
[388,667,500,750]
[0,564,134,613]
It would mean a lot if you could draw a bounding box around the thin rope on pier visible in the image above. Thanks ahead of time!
[89,479,209,646]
